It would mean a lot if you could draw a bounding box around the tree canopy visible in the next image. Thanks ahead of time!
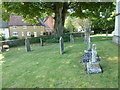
[1,2,115,36]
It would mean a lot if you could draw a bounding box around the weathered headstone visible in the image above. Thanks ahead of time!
[70,34,74,43]
[59,37,64,54]
[82,23,102,74]
[25,38,31,52]
[40,38,43,46]
[0,42,5,53]
[84,23,91,50]
[86,44,102,74]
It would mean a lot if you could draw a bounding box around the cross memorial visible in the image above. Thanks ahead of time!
[82,23,102,74]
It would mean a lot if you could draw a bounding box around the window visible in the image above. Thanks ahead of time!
[22,32,24,36]
[23,26,27,29]
[33,26,37,29]
[12,32,18,36]
[34,32,37,37]
[40,31,43,35]
[27,32,31,36]
[13,26,16,29]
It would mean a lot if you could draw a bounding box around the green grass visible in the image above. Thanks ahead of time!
[1,36,118,88]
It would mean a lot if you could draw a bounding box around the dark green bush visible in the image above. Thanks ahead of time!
[62,35,70,42]
[44,37,59,43]
[42,35,70,43]
[0,37,5,41]
[8,36,18,40]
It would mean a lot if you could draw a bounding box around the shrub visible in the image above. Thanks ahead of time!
[43,35,70,43]
[8,36,18,40]
[44,37,59,43]
[31,34,34,37]
[62,35,70,42]
[0,37,5,41]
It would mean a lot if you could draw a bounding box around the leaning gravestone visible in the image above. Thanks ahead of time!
[25,38,31,52]
[70,34,74,43]
[40,38,43,46]
[59,37,64,54]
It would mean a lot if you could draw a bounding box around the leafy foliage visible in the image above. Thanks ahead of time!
[1,2,115,34]
[8,36,18,40]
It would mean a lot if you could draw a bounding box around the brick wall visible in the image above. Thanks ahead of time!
[9,26,52,38]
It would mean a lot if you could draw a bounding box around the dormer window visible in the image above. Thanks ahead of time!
[23,26,27,29]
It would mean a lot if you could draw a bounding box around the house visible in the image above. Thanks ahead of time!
[44,16,54,31]
[0,20,9,39]
[8,16,53,38]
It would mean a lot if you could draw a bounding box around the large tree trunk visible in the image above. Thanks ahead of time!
[54,3,63,37]
[54,2,69,37]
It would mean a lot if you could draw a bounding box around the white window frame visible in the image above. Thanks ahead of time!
[12,32,18,36]
[34,32,37,37]
[22,32,24,36]
[27,32,31,36]
[40,31,43,35]
[23,26,27,29]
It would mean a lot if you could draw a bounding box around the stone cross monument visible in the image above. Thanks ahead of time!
[82,23,102,74]
[91,44,97,63]
[84,22,91,50]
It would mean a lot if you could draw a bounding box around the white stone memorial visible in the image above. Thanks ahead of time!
[113,0,120,44]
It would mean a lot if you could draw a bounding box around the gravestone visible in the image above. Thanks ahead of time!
[82,22,102,74]
[86,44,102,74]
[70,34,74,43]
[84,22,91,50]
[25,38,31,52]
[59,37,64,54]
[0,42,5,53]
[40,38,43,46]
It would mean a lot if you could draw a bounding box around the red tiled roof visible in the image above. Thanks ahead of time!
[44,16,54,30]
[9,16,31,26]
[9,16,45,26]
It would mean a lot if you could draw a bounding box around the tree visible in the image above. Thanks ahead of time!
[2,2,71,37]
[64,16,89,32]
[1,2,115,37]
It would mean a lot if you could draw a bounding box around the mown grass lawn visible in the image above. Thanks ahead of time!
[1,36,118,88]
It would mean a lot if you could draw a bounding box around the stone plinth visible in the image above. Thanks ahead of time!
[82,50,92,64]
[87,62,102,74]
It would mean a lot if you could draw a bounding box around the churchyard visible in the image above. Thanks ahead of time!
[0,1,119,89]
[1,35,118,88]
